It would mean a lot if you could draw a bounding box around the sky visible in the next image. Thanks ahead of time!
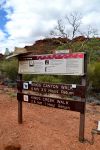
[0,0,100,53]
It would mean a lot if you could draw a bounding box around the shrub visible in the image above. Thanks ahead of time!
[0,59,18,81]
[32,75,61,83]
[88,62,100,92]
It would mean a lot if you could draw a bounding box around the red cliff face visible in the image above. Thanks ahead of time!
[72,36,88,42]
[25,37,70,54]
[25,36,96,54]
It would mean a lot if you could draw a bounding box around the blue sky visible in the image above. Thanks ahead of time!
[0,0,100,53]
[0,8,7,30]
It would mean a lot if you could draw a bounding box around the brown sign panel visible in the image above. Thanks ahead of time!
[17,81,86,98]
[17,93,85,113]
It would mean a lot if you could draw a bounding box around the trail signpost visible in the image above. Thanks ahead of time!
[17,52,87,142]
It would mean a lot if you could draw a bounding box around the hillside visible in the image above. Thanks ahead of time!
[24,36,87,54]
[24,37,100,60]
[25,37,69,54]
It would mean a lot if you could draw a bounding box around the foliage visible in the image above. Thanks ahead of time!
[32,75,61,83]
[23,74,34,81]
[87,62,100,94]
[57,44,71,50]
[0,59,18,81]
[91,62,100,89]
[60,75,81,84]
[79,38,100,63]
[57,38,100,63]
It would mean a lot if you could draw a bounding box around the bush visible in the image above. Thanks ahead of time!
[92,62,100,90]
[88,62,100,92]
[32,75,61,83]
[0,59,18,81]
[60,75,81,84]
[23,74,34,81]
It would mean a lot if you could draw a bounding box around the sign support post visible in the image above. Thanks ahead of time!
[79,76,86,142]
[18,74,23,124]
[79,112,85,142]
[79,54,87,142]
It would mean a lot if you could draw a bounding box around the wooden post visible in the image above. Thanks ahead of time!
[79,110,85,142]
[79,76,86,142]
[18,74,23,124]
[79,53,87,142]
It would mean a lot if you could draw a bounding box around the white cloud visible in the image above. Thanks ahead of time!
[0,30,6,40]
[0,0,100,53]
[82,11,100,25]
[0,0,5,6]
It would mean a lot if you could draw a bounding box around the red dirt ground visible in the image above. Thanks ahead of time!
[0,86,100,150]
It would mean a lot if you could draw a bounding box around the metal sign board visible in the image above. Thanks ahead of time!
[18,52,85,75]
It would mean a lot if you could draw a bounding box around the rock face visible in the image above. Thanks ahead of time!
[25,36,100,55]
[25,37,70,54]
[72,36,88,42]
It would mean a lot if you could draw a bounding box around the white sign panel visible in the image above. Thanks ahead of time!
[23,95,29,102]
[18,53,85,75]
[55,49,70,54]
[97,121,100,131]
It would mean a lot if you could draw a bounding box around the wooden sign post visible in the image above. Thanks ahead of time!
[17,74,23,124]
[79,53,87,142]
[17,52,87,142]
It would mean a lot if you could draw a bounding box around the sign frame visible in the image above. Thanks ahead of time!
[17,52,87,143]
[18,52,85,76]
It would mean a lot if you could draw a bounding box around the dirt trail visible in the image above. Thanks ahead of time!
[0,88,100,150]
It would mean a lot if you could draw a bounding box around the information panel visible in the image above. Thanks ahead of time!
[18,53,85,75]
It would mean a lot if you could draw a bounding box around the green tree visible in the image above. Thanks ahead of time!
[87,62,100,92]
[0,59,18,81]
[91,62,100,89]
[4,48,10,56]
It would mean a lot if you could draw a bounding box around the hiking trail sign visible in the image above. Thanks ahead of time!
[17,52,87,143]
[18,53,84,75]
